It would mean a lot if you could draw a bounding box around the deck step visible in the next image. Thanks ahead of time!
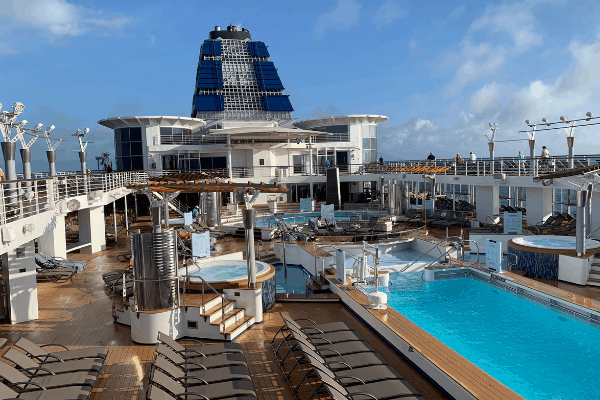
[587,278,600,286]
[325,267,336,276]
[223,316,254,339]
[308,280,329,294]
[589,271,600,279]
[591,265,600,272]
[200,301,236,322]
[210,308,245,330]
[262,257,280,263]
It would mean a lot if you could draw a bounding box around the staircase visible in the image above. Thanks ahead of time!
[199,295,255,341]
[587,258,600,287]
[260,252,280,264]
[151,192,189,217]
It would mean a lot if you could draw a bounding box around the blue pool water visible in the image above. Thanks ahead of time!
[189,264,247,281]
[383,272,600,399]
[254,212,379,228]
[275,264,309,293]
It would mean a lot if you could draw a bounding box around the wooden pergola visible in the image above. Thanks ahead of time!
[126,180,289,194]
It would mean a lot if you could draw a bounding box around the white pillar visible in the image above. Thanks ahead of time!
[2,240,38,324]
[526,187,553,225]
[227,135,233,179]
[78,205,106,253]
[309,143,314,199]
[476,185,499,224]
[591,193,600,240]
[38,214,67,259]
[124,195,129,232]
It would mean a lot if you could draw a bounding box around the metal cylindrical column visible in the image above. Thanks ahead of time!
[79,151,88,193]
[567,136,575,169]
[379,176,385,210]
[2,142,17,206]
[488,142,495,174]
[576,191,586,257]
[529,139,536,175]
[242,208,256,288]
[388,180,396,215]
[20,148,32,188]
[587,185,593,237]
[402,182,410,214]
[46,150,56,176]
[113,200,118,243]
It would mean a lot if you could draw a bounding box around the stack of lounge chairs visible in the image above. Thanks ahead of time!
[0,337,107,399]
[34,253,84,283]
[270,312,425,400]
[146,331,257,400]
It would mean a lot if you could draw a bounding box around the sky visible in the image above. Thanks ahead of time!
[1,0,600,172]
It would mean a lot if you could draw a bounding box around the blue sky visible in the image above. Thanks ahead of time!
[1,0,600,172]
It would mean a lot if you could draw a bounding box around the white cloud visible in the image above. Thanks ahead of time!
[409,39,417,49]
[469,2,543,53]
[150,35,155,46]
[0,0,129,38]
[470,82,501,114]
[447,5,465,21]
[313,0,361,40]
[381,31,600,160]
[372,1,404,29]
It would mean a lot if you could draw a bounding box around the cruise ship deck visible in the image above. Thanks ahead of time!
[0,222,449,400]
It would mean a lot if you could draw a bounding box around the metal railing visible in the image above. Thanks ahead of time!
[181,263,227,334]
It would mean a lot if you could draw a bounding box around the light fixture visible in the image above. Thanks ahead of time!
[34,123,43,131]
[48,125,55,132]
[20,120,28,127]
[12,102,24,113]
[0,103,2,112]
[560,116,566,122]
[542,117,549,126]
[83,127,89,135]
[525,120,530,125]
[586,112,593,120]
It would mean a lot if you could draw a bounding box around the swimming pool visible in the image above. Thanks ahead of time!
[382,271,600,399]
[274,264,309,294]
[377,249,439,272]
[251,211,381,228]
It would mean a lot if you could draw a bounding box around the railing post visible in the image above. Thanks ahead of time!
[34,180,39,215]
[18,182,23,219]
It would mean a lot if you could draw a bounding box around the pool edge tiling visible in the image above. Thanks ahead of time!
[322,270,523,400]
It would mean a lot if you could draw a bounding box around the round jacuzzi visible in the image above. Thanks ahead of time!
[180,259,271,283]
[510,236,600,252]
[178,259,276,313]
[508,235,600,281]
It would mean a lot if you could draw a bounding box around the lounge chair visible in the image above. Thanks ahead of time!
[303,355,408,385]
[156,344,246,370]
[311,367,424,400]
[411,210,443,225]
[280,313,355,335]
[14,338,108,363]
[356,217,380,234]
[36,268,75,283]
[343,216,361,233]
[294,342,386,371]
[324,217,344,236]
[429,211,456,227]
[153,355,252,385]
[527,214,564,234]
[0,359,97,390]
[548,219,577,235]
[0,380,92,400]
[308,218,328,236]
[149,369,257,400]
[2,348,103,375]
[157,332,243,357]
[36,252,86,272]
[396,209,418,223]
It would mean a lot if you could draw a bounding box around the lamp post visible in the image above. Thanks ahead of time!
[0,102,26,206]
[524,120,537,176]
[73,128,91,193]
[42,125,63,176]
[484,123,498,175]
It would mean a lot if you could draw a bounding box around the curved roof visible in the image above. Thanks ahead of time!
[97,116,206,130]
[293,115,388,130]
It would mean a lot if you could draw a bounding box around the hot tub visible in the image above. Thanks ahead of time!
[508,236,600,284]
[179,259,276,312]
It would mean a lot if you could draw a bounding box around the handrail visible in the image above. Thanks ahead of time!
[398,235,462,273]
[181,255,227,334]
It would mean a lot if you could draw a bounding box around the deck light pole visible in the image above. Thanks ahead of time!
[41,125,64,176]
[524,120,537,175]
[484,123,498,174]
[0,102,28,205]
[73,128,91,191]
[14,122,48,189]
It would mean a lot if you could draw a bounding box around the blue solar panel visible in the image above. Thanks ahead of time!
[201,40,222,56]
[262,95,294,111]
[253,61,285,90]
[196,60,223,89]
[194,95,224,111]
[248,41,270,57]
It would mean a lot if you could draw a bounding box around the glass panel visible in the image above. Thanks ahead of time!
[370,150,377,162]
[121,127,129,142]
[160,127,172,136]
[131,156,144,170]
[172,127,183,135]
[213,157,226,168]
[190,159,199,169]
[121,143,131,157]
[130,142,143,156]
[130,127,142,142]
[122,157,131,170]
[371,138,377,149]
[363,138,370,149]
[114,129,121,143]
[370,125,377,137]
[115,143,122,157]
[116,156,122,171]
[363,150,370,163]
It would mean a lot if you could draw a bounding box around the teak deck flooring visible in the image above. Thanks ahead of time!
[0,224,448,400]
